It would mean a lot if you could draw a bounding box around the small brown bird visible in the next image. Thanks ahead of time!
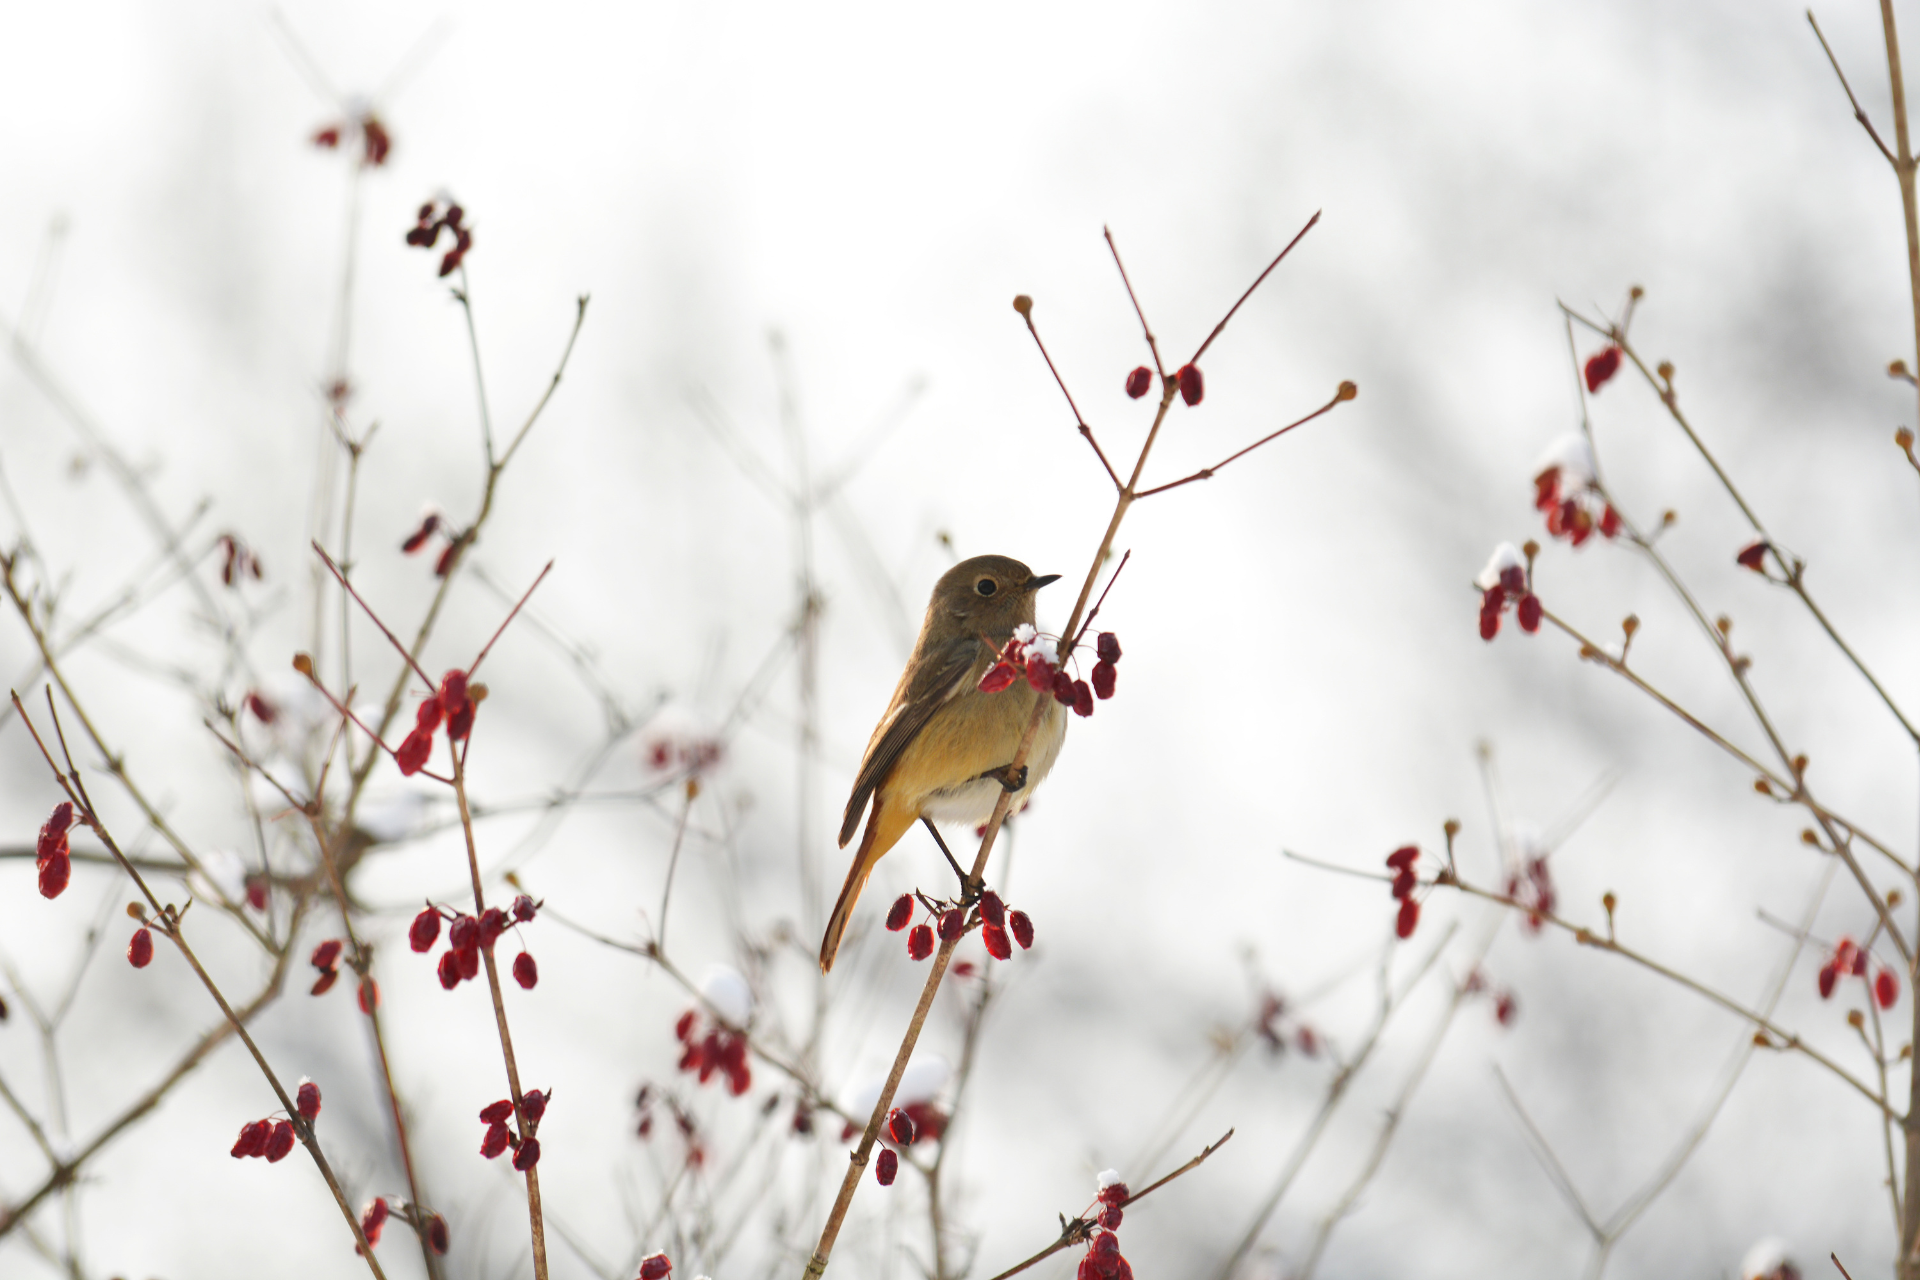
[820,554,1067,972]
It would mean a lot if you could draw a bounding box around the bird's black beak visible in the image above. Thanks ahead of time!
[1029,573,1061,591]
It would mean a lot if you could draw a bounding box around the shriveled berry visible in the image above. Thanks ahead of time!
[311,939,344,971]
[297,1080,321,1121]
[513,952,538,989]
[1125,366,1152,399]
[1395,895,1420,940]
[1096,632,1121,664]
[128,927,154,968]
[1878,968,1901,1009]
[479,907,510,950]
[395,727,434,776]
[907,924,935,960]
[265,1119,296,1162]
[1584,346,1622,393]
[311,968,340,996]
[361,1197,388,1245]
[1071,680,1094,717]
[887,1108,917,1145]
[426,1214,450,1255]
[231,1119,272,1158]
[1092,660,1116,699]
[437,950,461,990]
[1052,668,1076,706]
[1098,1179,1130,1206]
[37,845,71,899]
[481,1099,515,1124]
[1008,910,1034,949]
[983,923,1012,960]
[886,895,914,931]
[1099,1204,1123,1230]
[638,1252,672,1280]
[410,908,441,953]
[1737,540,1769,572]
[481,1122,510,1159]
[978,891,1006,927]
[1177,363,1205,405]
[512,1136,541,1171]
[439,670,470,717]
[511,893,538,923]
[522,1089,548,1124]
[978,662,1017,693]
[1025,655,1054,693]
[938,910,965,942]
[1517,594,1542,633]
[457,945,480,981]
[448,914,479,953]
[876,1147,899,1185]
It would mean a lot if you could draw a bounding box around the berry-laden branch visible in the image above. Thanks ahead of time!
[8,692,389,1275]
[802,215,1351,1278]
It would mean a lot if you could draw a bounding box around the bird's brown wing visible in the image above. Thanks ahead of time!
[837,634,984,847]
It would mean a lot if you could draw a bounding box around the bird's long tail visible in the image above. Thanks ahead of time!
[820,797,916,972]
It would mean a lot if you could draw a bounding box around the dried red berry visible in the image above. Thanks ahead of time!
[887,1108,917,1145]
[1096,632,1122,664]
[360,116,392,167]
[449,914,479,953]
[357,978,379,1014]
[481,1122,511,1159]
[313,125,342,149]
[675,1009,697,1041]
[1517,594,1542,633]
[437,950,461,990]
[1386,846,1419,870]
[1817,961,1837,999]
[1737,540,1769,572]
[1009,910,1034,949]
[480,1099,514,1125]
[1071,680,1094,717]
[440,670,470,717]
[1091,661,1116,699]
[265,1119,296,1163]
[311,968,340,996]
[979,662,1018,693]
[938,909,965,942]
[1390,867,1415,900]
[982,923,1012,960]
[1599,505,1622,538]
[40,801,73,845]
[639,1252,673,1280]
[1479,587,1503,642]
[1099,1204,1123,1231]
[1025,655,1055,692]
[1052,668,1076,706]
[245,875,269,911]
[479,907,510,949]
[311,939,344,971]
[1125,366,1152,399]
[231,1119,272,1158]
[1584,346,1622,393]
[885,895,914,931]
[907,924,935,960]
[512,1136,541,1171]
[426,1214,450,1255]
[457,945,480,982]
[434,542,459,577]
[511,893,538,923]
[1878,968,1901,1009]
[876,1147,899,1185]
[415,697,444,733]
[395,727,434,776]
[513,951,538,989]
[410,908,442,953]
[297,1080,321,1121]
[522,1089,549,1124]
[1098,1180,1130,1206]
[1395,895,1420,940]
[37,845,70,899]
[401,513,440,553]
[128,927,154,968]
[361,1197,389,1244]
[978,891,1006,927]
[1177,363,1205,406]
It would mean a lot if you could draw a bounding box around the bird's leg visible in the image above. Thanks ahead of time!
[920,817,978,900]
[978,763,1028,793]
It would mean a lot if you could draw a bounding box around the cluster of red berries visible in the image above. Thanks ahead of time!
[673,1008,752,1096]
[642,733,724,776]
[406,198,474,277]
[1478,551,1542,642]
[979,627,1121,720]
[411,894,539,991]
[311,113,392,167]
[36,802,75,899]
[1818,935,1900,1009]
[396,670,479,776]
[479,1090,549,1172]
[888,889,1034,962]
[357,1197,449,1255]
[1504,857,1556,934]
[633,1085,708,1164]
[399,511,462,577]
[1078,1177,1134,1280]
[1386,845,1421,939]
[229,1080,318,1166]
[636,1251,673,1280]
[1253,990,1321,1058]
[1535,469,1622,547]
[1123,364,1204,406]
[216,534,265,588]
[1463,969,1520,1028]
[871,1104,941,1186]
[308,938,378,1012]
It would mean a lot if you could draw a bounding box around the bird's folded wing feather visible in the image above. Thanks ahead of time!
[838,635,984,846]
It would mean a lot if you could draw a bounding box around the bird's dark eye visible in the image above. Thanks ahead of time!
[975,578,998,597]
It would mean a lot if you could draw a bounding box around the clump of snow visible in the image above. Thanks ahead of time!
[1096,1168,1124,1190]
[1475,542,1525,591]
[1533,434,1596,487]
[699,964,752,1027]
[850,1055,951,1116]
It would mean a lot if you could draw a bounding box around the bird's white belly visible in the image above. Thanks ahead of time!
[921,701,1067,826]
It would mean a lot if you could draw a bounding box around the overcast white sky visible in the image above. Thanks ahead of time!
[4,2,1920,1278]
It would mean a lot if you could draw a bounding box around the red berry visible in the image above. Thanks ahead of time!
[978,662,1017,693]
[907,924,935,960]
[1091,661,1116,700]
[938,910,965,942]
[231,1119,272,1158]
[457,945,480,981]
[38,802,74,852]
[426,1214,450,1255]
[1499,564,1527,597]
[481,1099,515,1124]
[401,514,439,554]
[410,908,441,953]
[437,950,461,990]
[1479,587,1503,642]
[1599,505,1622,538]
[511,893,538,923]
[439,670,470,717]
[311,939,344,971]
[675,1010,697,1041]
[1177,363,1205,405]
[395,727,434,776]
[448,914,479,953]
[245,875,270,912]
[1584,346,1621,393]
[246,691,278,723]
[1495,992,1518,1026]
[297,1080,321,1121]
[1095,632,1122,664]
[1098,1181,1130,1206]
[361,1197,389,1245]
[479,907,510,950]
[1052,668,1076,706]
[1385,845,1419,871]
[639,1252,672,1280]
[1009,910,1034,949]
[1517,594,1542,633]
[1099,1204,1123,1230]
[983,923,1012,960]
[522,1089,548,1124]
[1125,366,1152,399]
[481,1122,511,1158]
[1025,655,1054,692]
[513,952,538,989]
[1395,896,1420,940]
[311,968,340,996]
[1071,680,1094,717]
[512,1136,541,1171]
[886,894,915,931]
[36,843,70,899]
[448,700,475,740]
[1390,867,1415,899]
[415,698,444,732]
[887,1108,917,1145]
[357,978,379,1013]
[1878,968,1901,1009]
[128,927,154,968]
[1736,540,1769,572]
[978,891,1006,927]
[265,1119,296,1163]
[876,1147,899,1185]
[434,542,459,577]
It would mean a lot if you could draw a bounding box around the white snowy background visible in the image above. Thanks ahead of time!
[1,1,1916,1277]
